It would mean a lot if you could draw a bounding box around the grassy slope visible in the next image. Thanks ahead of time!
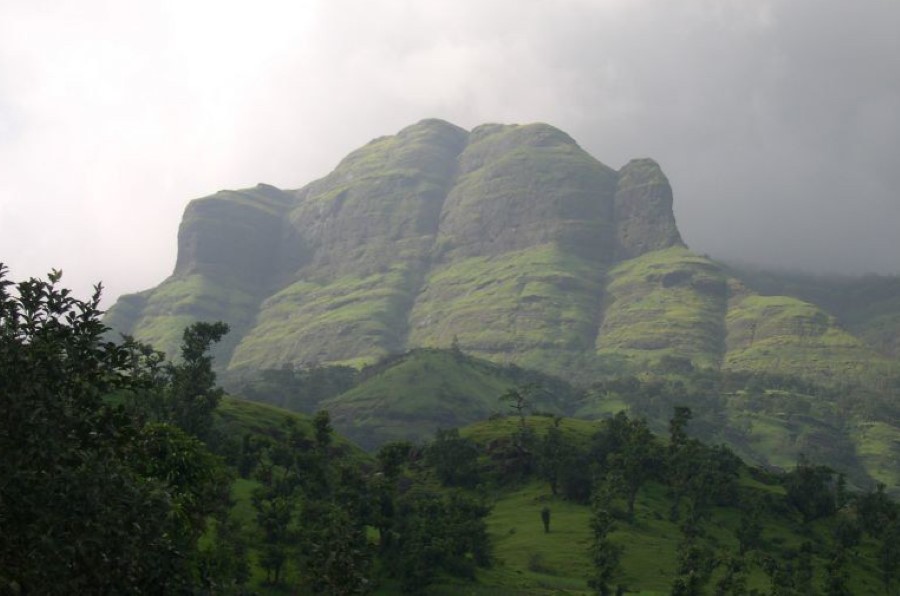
[596,247,729,372]
[320,349,574,451]
[724,266,900,358]
[452,417,885,595]
[723,292,890,384]
[212,399,889,594]
[849,421,900,489]
[229,265,417,370]
[409,244,606,382]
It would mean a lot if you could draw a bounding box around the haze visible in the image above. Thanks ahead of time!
[1,0,898,304]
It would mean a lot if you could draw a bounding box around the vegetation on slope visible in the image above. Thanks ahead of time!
[11,266,900,594]
[726,264,900,359]
[596,247,728,372]
[319,348,578,450]
[724,291,891,384]
[409,244,606,382]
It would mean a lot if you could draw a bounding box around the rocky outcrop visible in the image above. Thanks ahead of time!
[613,158,683,260]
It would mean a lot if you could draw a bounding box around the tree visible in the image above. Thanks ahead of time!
[538,424,571,496]
[426,428,481,488]
[166,321,229,441]
[784,456,835,523]
[386,490,492,594]
[736,500,763,555]
[605,413,661,521]
[0,266,230,592]
[881,519,900,593]
[588,480,623,595]
[500,384,537,426]
[299,500,372,595]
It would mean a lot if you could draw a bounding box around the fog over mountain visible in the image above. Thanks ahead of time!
[1,0,898,303]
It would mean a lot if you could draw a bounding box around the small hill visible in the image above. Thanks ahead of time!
[215,395,368,463]
[320,348,578,450]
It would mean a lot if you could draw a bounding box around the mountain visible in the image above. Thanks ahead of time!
[105,118,896,387]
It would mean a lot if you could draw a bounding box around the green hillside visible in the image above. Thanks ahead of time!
[726,265,900,359]
[210,397,897,594]
[596,247,728,372]
[450,415,889,595]
[102,118,900,500]
[319,348,577,450]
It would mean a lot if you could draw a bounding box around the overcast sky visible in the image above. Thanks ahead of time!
[1,0,898,304]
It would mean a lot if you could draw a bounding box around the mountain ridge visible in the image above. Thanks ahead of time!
[105,119,895,387]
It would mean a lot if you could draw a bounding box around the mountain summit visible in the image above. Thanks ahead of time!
[105,120,886,384]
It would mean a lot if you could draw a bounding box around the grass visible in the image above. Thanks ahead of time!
[409,243,607,382]
[850,421,900,491]
[320,350,572,450]
[596,247,728,373]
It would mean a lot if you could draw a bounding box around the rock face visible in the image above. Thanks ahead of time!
[106,119,888,383]
[613,159,684,259]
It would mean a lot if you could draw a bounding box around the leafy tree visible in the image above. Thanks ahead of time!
[605,413,661,521]
[822,546,851,596]
[784,456,836,523]
[881,519,900,593]
[713,552,748,595]
[736,500,763,555]
[0,266,229,592]
[387,490,491,594]
[588,480,623,595]
[538,424,571,496]
[166,321,229,441]
[314,408,334,451]
[377,440,413,480]
[426,428,481,488]
[299,500,372,595]
[856,482,896,537]
[500,384,537,426]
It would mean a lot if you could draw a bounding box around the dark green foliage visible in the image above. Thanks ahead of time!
[426,428,481,488]
[881,519,900,593]
[784,457,836,522]
[388,490,492,594]
[736,500,763,555]
[168,321,229,440]
[588,481,622,595]
[667,408,740,521]
[378,440,414,480]
[604,412,662,520]
[196,515,251,592]
[0,266,231,593]
[856,482,897,537]
[823,546,852,596]
[713,553,748,595]
[299,500,372,595]
[224,363,359,413]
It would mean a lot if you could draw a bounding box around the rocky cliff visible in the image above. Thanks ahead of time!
[106,119,890,384]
